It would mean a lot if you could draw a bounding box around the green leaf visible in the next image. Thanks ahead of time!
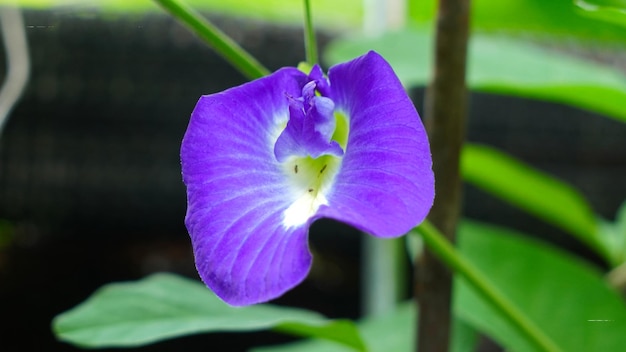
[455,220,626,351]
[460,144,607,262]
[575,5,626,29]
[577,0,626,11]
[52,273,365,351]
[470,38,626,123]
[274,320,365,351]
[409,0,626,43]
[253,302,477,352]
[324,29,626,123]
[251,302,412,352]
[325,29,431,90]
[248,219,626,351]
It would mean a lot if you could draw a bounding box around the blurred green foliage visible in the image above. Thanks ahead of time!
[577,0,626,11]
[0,0,362,29]
[252,221,626,351]
[48,0,626,351]
[409,0,626,42]
[461,144,606,262]
[325,29,626,124]
[53,273,366,351]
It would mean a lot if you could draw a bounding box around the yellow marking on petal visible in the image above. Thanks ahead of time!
[332,111,350,150]
[274,107,350,228]
[281,155,341,228]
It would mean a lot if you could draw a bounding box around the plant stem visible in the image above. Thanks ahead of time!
[415,220,562,352]
[153,0,270,80]
[303,0,318,66]
[416,0,469,350]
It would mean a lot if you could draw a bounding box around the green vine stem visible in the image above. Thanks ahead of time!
[153,0,270,80]
[303,0,318,66]
[414,220,562,352]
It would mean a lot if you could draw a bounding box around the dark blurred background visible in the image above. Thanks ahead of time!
[0,8,624,352]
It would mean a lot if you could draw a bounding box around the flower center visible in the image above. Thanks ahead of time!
[281,154,341,228]
[274,76,350,228]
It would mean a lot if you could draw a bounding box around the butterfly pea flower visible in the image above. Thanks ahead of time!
[181,51,434,306]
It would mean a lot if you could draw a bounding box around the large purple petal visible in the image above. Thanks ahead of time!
[318,51,434,237]
[181,68,314,306]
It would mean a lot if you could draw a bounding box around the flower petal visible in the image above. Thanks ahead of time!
[181,68,314,306]
[274,83,343,162]
[318,51,435,237]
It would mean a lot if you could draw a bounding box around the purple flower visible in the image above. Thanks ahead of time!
[181,51,434,306]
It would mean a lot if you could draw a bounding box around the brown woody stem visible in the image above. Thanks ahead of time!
[415,0,470,351]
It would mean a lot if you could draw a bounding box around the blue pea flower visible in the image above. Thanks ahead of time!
[181,51,434,306]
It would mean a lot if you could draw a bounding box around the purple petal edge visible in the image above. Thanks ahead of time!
[181,68,313,306]
[319,51,435,237]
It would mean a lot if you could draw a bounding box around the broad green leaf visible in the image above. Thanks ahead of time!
[325,30,431,89]
[461,144,607,262]
[409,0,626,43]
[253,302,477,352]
[325,29,626,123]
[577,0,626,11]
[575,5,626,29]
[472,41,626,123]
[253,302,415,352]
[455,220,626,351]
[52,273,365,351]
